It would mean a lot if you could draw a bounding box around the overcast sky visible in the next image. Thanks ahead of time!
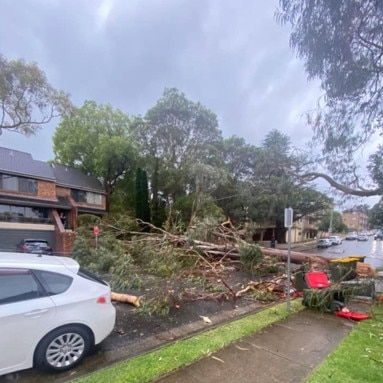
[2,0,375,207]
[0,0,323,154]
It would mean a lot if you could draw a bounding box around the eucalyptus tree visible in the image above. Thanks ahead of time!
[250,130,332,242]
[135,88,224,206]
[0,54,72,136]
[53,100,138,210]
[276,0,383,197]
[213,136,260,223]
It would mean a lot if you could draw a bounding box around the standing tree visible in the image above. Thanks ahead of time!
[276,0,383,197]
[0,54,72,135]
[213,136,260,224]
[318,210,348,233]
[53,100,138,210]
[135,88,224,205]
[135,168,151,224]
[250,130,332,242]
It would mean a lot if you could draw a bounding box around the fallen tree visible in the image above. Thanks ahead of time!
[79,218,331,313]
[261,248,329,268]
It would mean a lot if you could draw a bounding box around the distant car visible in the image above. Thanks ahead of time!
[328,235,343,245]
[317,239,332,248]
[345,232,357,240]
[374,231,383,240]
[0,252,116,375]
[357,233,368,241]
[16,239,53,255]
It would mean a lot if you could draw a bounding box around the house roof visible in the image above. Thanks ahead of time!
[0,147,105,193]
[51,163,105,193]
[0,147,55,180]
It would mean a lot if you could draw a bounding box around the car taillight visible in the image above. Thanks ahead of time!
[97,294,110,304]
[22,245,29,250]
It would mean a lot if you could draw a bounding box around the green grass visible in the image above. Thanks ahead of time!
[306,304,383,383]
[72,300,303,383]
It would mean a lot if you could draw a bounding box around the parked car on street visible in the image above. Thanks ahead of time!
[317,238,332,248]
[374,230,383,240]
[16,239,53,255]
[0,252,116,375]
[345,232,358,240]
[357,233,369,241]
[328,235,343,245]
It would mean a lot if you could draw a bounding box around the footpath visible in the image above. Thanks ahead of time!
[152,302,368,383]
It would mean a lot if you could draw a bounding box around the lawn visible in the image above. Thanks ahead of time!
[306,304,383,383]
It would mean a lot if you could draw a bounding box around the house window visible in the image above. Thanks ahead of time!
[71,189,87,203]
[0,204,51,223]
[71,190,102,205]
[86,192,102,205]
[0,173,37,195]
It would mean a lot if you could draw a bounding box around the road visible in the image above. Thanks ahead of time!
[314,235,383,269]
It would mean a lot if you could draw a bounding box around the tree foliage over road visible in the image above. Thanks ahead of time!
[277,0,383,198]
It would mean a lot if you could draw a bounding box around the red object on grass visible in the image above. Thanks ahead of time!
[335,311,371,321]
[305,271,330,289]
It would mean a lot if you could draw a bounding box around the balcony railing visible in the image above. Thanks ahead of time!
[0,214,53,225]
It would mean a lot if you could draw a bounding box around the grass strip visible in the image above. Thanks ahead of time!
[73,299,303,383]
[306,304,383,383]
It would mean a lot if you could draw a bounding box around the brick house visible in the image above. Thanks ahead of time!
[0,147,106,255]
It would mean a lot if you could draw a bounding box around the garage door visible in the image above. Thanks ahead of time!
[0,229,56,253]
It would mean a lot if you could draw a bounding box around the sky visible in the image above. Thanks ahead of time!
[0,0,377,207]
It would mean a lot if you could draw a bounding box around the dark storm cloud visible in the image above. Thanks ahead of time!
[0,0,322,160]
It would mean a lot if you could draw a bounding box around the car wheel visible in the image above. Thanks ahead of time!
[34,325,92,372]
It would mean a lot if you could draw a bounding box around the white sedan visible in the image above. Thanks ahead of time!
[357,233,369,241]
[0,252,116,375]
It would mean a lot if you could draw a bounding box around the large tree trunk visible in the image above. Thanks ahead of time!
[261,247,329,267]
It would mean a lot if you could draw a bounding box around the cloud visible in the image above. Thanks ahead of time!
[0,0,322,161]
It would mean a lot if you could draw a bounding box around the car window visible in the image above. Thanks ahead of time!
[78,267,108,286]
[33,270,73,295]
[0,269,45,305]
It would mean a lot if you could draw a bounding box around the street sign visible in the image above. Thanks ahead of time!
[93,225,100,236]
[284,207,293,228]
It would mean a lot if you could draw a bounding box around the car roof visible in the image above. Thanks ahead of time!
[0,252,79,273]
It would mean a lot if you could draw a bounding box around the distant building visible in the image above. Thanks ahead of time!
[341,208,368,232]
[0,147,107,255]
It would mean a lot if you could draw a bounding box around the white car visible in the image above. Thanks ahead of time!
[328,235,343,245]
[0,252,116,375]
[345,232,358,240]
[357,233,369,241]
[317,238,332,248]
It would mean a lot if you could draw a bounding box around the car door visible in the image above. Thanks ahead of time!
[0,268,56,375]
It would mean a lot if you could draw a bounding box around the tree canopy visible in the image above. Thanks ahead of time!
[276,0,383,197]
[0,54,72,136]
[53,100,138,209]
[135,88,224,203]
